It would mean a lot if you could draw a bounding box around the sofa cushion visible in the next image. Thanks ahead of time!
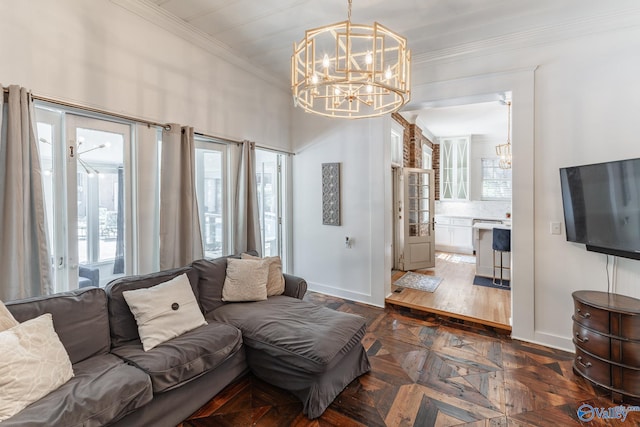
[192,257,229,314]
[241,253,285,296]
[0,300,18,331]
[6,287,110,364]
[105,266,199,347]
[111,321,243,393]
[191,252,259,314]
[0,353,152,427]
[123,273,207,351]
[222,258,268,302]
[0,314,74,422]
[208,296,367,374]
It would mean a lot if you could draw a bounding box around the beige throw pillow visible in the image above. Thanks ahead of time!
[123,273,207,351]
[241,253,285,296]
[222,258,269,302]
[0,313,74,422]
[0,300,18,332]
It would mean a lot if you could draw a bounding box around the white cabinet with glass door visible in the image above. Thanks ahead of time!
[439,136,469,201]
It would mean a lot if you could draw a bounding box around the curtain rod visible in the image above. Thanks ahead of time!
[32,93,172,131]
[4,87,294,155]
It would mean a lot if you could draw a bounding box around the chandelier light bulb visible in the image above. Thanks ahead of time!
[334,87,341,96]
[322,54,330,69]
[366,84,373,94]
[365,51,372,65]
[311,73,319,84]
[385,66,393,80]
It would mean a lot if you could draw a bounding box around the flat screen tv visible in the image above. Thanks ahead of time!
[560,158,640,260]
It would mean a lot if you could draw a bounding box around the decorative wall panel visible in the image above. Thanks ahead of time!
[322,163,341,226]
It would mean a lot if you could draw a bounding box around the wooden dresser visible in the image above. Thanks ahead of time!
[572,291,640,403]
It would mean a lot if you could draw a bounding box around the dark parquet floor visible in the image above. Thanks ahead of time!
[179,292,640,427]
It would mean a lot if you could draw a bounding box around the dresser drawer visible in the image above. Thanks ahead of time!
[574,348,610,387]
[612,365,640,397]
[573,323,610,360]
[611,338,640,367]
[620,314,640,341]
[573,300,610,333]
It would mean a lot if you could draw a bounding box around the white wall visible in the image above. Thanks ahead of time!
[0,0,291,150]
[291,115,390,307]
[291,19,640,351]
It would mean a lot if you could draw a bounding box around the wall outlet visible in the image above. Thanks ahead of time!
[550,222,562,235]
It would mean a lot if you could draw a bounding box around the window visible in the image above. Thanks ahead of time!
[422,144,433,169]
[391,126,403,166]
[255,149,284,259]
[36,105,132,291]
[439,136,469,200]
[481,158,512,200]
[195,140,227,258]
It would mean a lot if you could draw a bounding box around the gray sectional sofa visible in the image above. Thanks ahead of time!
[4,254,370,426]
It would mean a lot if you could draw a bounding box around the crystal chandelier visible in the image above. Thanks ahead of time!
[291,0,411,119]
[496,101,512,169]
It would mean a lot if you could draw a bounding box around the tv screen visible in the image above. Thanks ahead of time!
[560,158,640,260]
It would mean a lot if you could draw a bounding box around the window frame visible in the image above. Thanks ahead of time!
[194,138,229,258]
[481,157,512,201]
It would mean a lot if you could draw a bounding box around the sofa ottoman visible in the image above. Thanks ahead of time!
[208,295,371,418]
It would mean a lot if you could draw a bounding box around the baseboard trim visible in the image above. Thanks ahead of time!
[307,282,384,308]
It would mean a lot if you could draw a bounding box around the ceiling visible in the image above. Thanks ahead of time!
[146,0,631,137]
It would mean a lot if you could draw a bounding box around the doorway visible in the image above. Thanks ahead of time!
[387,96,513,331]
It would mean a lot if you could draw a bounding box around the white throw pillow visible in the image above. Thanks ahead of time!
[0,313,74,422]
[123,273,207,351]
[222,258,269,302]
[0,300,18,332]
[241,254,285,296]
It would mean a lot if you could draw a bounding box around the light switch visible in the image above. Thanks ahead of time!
[550,222,562,235]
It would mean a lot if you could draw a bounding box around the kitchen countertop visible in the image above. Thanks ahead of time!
[473,222,511,230]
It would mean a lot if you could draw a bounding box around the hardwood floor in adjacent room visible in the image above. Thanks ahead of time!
[386,252,512,331]
[179,292,631,427]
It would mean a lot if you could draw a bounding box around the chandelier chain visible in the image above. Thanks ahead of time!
[507,101,511,144]
[347,0,352,22]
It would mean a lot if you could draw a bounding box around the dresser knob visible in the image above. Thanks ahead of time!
[575,333,589,344]
[576,356,592,369]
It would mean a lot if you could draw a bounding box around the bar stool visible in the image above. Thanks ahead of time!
[492,228,511,286]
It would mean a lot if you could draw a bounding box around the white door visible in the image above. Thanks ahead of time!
[36,108,132,292]
[402,168,435,270]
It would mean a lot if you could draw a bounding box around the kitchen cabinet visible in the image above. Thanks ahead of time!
[473,222,511,279]
[435,216,473,254]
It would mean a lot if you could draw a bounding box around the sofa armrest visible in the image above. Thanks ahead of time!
[282,274,307,300]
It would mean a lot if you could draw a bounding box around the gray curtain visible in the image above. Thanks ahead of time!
[159,124,203,269]
[234,140,262,255]
[0,85,52,300]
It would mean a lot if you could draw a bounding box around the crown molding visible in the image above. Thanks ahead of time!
[413,5,640,65]
[109,0,289,91]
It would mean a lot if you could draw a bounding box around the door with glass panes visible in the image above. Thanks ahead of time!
[401,168,435,270]
[37,109,131,291]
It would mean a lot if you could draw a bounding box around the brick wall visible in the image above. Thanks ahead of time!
[432,143,440,201]
[392,113,439,199]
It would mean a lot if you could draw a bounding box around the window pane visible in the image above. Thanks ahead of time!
[481,158,512,200]
[256,150,280,257]
[196,147,224,258]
